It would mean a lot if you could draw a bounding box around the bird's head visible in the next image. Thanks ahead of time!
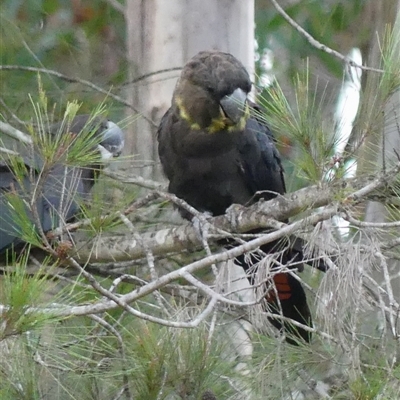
[54,115,125,161]
[95,119,125,160]
[51,115,125,194]
[173,51,252,133]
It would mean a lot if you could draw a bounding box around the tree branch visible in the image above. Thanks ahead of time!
[74,165,400,263]
[102,168,165,190]
[0,65,157,127]
[101,0,125,15]
[270,0,384,73]
[122,67,182,87]
[0,120,33,144]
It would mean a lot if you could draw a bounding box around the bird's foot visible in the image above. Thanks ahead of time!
[225,203,247,231]
[192,211,213,243]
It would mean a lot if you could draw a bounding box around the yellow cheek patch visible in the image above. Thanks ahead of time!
[175,96,249,133]
[176,97,202,130]
[208,104,249,133]
[176,97,191,122]
[207,105,233,133]
[190,122,201,130]
[207,115,248,133]
[208,117,229,133]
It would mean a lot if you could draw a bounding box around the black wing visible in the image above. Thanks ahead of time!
[238,109,286,202]
[0,163,84,253]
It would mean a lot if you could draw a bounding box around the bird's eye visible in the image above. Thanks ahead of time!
[206,86,215,95]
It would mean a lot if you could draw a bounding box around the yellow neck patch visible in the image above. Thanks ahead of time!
[175,96,249,133]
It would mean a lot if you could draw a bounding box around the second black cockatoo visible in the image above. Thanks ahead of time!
[0,115,124,254]
[157,50,312,344]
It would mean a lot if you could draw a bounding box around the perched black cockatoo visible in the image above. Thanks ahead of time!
[157,50,312,344]
[0,115,124,254]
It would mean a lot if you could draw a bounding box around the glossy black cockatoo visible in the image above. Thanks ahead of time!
[157,50,314,344]
[0,115,124,254]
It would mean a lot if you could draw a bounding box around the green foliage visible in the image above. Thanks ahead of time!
[353,15,400,174]
[349,365,395,400]
[3,1,400,399]
[3,192,44,249]
[122,321,235,398]
[0,342,43,400]
[28,87,109,168]
[250,333,313,397]
[1,87,117,253]
[379,20,400,99]
[0,311,241,399]
[0,257,59,339]
[258,64,337,184]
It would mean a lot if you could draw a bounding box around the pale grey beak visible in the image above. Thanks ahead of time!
[219,88,248,124]
[100,121,125,157]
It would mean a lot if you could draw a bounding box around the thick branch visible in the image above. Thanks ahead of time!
[74,165,399,262]
[4,206,336,319]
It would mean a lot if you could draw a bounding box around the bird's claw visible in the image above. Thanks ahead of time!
[192,211,213,242]
[225,203,246,231]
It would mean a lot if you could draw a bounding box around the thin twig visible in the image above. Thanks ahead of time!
[0,146,19,156]
[122,67,182,87]
[118,211,171,317]
[0,65,157,127]
[64,256,219,328]
[103,168,165,190]
[375,251,398,337]
[0,97,28,125]
[270,0,384,73]
[101,0,125,15]
[343,211,400,228]
[0,120,33,144]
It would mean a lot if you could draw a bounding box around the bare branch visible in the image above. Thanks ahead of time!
[343,211,400,228]
[0,146,19,156]
[74,164,400,262]
[102,168,165,190]
[0,65,157,127]
[376,251,398,338]
[0,120,32,144]
[122,67,182,87]
[270,0,384,73]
